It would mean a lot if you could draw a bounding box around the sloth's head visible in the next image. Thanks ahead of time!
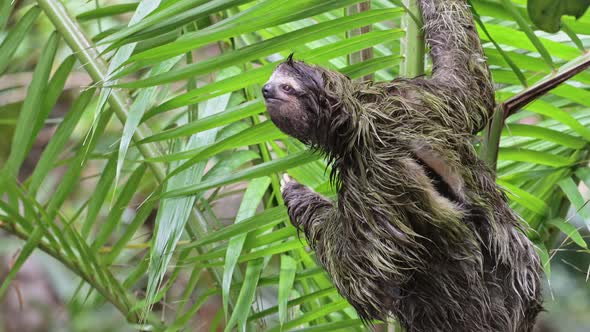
[262,55,352,146]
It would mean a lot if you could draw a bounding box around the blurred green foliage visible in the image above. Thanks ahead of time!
[0,0,589,331]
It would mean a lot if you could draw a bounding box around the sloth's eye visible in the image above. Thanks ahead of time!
[280,84,293,93]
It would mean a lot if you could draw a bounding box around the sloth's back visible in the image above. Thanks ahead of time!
[317,88,543,330]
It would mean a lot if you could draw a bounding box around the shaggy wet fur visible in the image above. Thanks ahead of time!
[263,1,543,331]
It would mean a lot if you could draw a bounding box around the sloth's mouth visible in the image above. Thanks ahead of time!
[413,155,460,204]
[264,97,285,103]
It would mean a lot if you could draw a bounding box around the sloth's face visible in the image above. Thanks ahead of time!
[262,59,325,143]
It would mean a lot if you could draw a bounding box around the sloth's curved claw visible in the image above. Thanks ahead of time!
[280,174,293,191]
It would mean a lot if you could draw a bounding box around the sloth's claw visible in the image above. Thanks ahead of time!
[280,174,292,191]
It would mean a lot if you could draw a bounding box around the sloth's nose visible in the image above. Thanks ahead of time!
[262,84,273,99]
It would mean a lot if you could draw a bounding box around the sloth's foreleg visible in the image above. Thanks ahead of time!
[282,180,333,247]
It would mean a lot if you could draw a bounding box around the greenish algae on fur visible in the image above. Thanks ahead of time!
[263,1,543,331]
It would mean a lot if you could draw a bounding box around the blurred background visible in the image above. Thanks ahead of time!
[1,0,590,331]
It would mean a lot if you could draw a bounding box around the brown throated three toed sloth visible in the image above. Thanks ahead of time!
[262,0,543,331]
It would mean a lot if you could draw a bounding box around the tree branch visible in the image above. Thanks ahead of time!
[504,52,590,118]
[481,52,590,170]
[400,0,424,78]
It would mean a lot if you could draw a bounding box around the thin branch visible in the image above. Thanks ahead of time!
[480,104,505,171]
[400,0,425,78]
[481,51,590,170]
[504,52,590,118]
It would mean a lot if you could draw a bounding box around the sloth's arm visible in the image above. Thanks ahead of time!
[282,181,333,247]
[418,0,495,133]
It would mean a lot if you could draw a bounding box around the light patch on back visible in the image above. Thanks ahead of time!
[266,67,302,90]
[412,143,465,201]
[405,158,464,216]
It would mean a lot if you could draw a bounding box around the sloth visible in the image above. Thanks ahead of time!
[262,1,542,331]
